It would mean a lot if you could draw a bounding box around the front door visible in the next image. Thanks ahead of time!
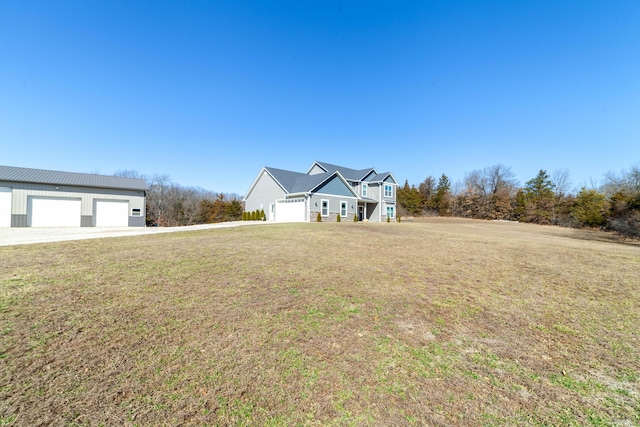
[358,206,364,221]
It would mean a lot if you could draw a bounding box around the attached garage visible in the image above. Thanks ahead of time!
[0,165,148,227]
[29,197,81,227]
[95,200,129,227]
[275,198,306,222]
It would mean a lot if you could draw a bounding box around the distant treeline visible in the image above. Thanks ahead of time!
[397,163,640,238]
[114,171,243,227]
[116,163,639,237]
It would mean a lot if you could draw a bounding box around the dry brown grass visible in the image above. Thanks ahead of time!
[1,218,639,426]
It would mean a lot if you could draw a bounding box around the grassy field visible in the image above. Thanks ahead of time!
[1,218,639,426]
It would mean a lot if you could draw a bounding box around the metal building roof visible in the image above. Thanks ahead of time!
[0,165,149,191]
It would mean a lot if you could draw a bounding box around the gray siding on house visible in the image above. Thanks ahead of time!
[307,164,326,175]
[382,182,396,201]
[308,194,357,221]
[370,200,382,221]
[244,171,286,214]
[313,176,355,197]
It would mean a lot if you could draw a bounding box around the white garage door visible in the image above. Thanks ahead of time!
[0,188,12,227]
[275,199,306,222]
[30,197,81,227]
[95,200,129,227]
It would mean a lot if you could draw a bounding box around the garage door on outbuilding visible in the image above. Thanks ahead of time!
[95,200,129,227]
[29,197,81,227]
[0,187,11,228]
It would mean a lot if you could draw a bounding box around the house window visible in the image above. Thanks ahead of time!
[340,201,347,217]
[321,200,329,216]
[132,208,141,216]
[384,184,393,198]
[362,184,368,197]
[386,205,395,219]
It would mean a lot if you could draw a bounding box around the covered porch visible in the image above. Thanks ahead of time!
[357,200,378,222]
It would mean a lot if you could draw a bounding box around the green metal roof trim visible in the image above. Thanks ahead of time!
[0,165,149,191]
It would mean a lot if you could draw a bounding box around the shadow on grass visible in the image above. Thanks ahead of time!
[545,227,640,247]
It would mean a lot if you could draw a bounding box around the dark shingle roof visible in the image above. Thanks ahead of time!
[266,167,333,193]
[0,165,149,191]
[366,172,392,182]
[313,161,376,181]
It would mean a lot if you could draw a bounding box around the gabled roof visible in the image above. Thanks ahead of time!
[0,165,149,191]
[244,166,358,199]
[366,172,397,184]
[307,161,377,182]
[262,167,306,193]
[267,167,357,196]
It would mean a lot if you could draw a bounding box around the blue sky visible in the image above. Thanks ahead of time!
[2,1,639,195]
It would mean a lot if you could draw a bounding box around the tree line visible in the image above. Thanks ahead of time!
[115,162,639,237]
[397,163,640,238]
[114,170,243,226]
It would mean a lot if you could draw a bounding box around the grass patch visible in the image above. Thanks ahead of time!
[1,218,639,425]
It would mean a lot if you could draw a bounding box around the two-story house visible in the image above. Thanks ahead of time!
[243,161,398,222]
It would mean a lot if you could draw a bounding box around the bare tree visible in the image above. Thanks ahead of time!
[114,169,147,180]
[147,174,172,226]
[486,164,518,195]
[461,164,517,219]
[551,168,573,197]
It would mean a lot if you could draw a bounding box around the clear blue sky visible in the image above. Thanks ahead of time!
[2,1,639,194]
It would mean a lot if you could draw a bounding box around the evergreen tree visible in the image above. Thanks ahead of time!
[523,170,555,224]
[397,179,424,216]
[513,189,527,221]
[573,188,608,227]
[433,174,451,216]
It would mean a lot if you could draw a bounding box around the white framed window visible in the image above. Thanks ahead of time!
[384,184,393,198]
[340,201,347,217]
[362,183,368,197]
[386,205,395,219]
[321,199,329,216]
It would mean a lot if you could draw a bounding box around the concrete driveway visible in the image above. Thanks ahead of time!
[0,222,265,246]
